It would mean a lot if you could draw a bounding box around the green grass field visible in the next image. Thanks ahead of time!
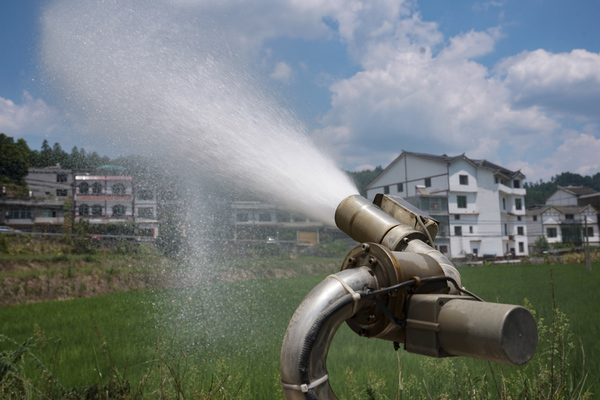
[1,262,598,399]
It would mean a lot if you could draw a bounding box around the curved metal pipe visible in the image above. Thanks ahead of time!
[403,239,462,293]
[280,267,378,400]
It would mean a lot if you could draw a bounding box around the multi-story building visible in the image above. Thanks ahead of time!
[0,166,71,232]
[0,166,159,237]
[546,185,600,208]
[366,151,527,260]
[527,205,598,248]
[73,171,159,238]
[0,197,67,232]
[26,166,73,200]
[230,201,324,245]
[74,174,134,223]
[526,185,600,249]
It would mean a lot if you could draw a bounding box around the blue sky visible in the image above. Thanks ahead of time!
[1,0,600,183]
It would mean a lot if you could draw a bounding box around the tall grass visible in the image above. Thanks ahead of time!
[0,263,598,398]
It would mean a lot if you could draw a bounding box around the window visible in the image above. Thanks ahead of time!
[457,195,467,208]
[495,177,499,184]
[56,189,68,197]
[502,198,506,210]
[79,204,89,216]
[139,228,154,237]
[397,183,403,192]
[383,186,389,194]
[514,180,521,189]
[533,215,537,221]
[504,224,508,236]
[519,242,524,252]
[138,207,154,218]
[79,182,89,194]
[517,226,524,235]
[565,214,574,220]
[459,175,468,185]
[112,184,126,196]
[439,245,448,254]
[138,189,153,200]
[92,205,102,216]
[424,178,431,187]
[7,209,32,219]
[454,226,462,236]
[92,183,103,195]
[161,191,177,200]
[547,227,557,238]
[259,212,271,222]
[585,227,594,237]
[517,216,522,221]
[236,212,249,222]
[57,173,68,183]
[277,213,291,222]
[454,215,460,220]
[515,198,522,210]
[42,209,56,218]
[469,226,473,233]
[113,205,125,217]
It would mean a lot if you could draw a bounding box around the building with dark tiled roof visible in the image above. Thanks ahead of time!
[526,185,600,248]
[527,204,598,247]
[366,151,527,260]
[546,185,598,205]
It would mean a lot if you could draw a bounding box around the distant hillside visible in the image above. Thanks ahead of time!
[524,172,600,208]
[346,166,383,197]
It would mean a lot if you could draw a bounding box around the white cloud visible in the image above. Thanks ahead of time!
[512,125,600,181]
[270,61,294,83]
[550,128,600,176]
[314,29,559,167]
[438,28,499,62]
[497,49,600,119]
[0,92,61,138]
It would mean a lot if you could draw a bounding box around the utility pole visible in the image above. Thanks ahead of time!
[584,214,592,271]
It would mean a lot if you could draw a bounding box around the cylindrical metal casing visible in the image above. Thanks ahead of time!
[335,195,427,250]
[335,195,401,244]
[437,300,538,365]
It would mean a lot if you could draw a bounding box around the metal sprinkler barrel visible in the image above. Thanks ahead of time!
[280,194,538,400]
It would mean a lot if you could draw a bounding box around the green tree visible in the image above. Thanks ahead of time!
[37,139,53,166]
[533,235,550,253]
[50,142,68,167]
[0,133,31,185]
[346,166,383,197]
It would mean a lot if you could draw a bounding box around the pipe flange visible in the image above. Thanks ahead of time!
[341,243,405,338]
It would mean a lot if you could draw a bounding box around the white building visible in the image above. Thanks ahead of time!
[546,185,599,206]
[366,151,527,260]
[527,205,598,248]
[73,169,159,238]
[526,185,600,249]
[230,201,323,246]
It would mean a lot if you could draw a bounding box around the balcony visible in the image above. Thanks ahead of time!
[34,217,65,225]
[498,183,526,196]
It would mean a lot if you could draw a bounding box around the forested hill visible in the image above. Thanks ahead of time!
[524,172,600,208]
[3,133,600,210]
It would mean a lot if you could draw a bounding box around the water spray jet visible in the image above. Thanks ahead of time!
[281,194,538,400]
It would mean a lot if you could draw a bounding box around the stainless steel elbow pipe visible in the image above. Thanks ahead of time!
[280,267,378,400]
